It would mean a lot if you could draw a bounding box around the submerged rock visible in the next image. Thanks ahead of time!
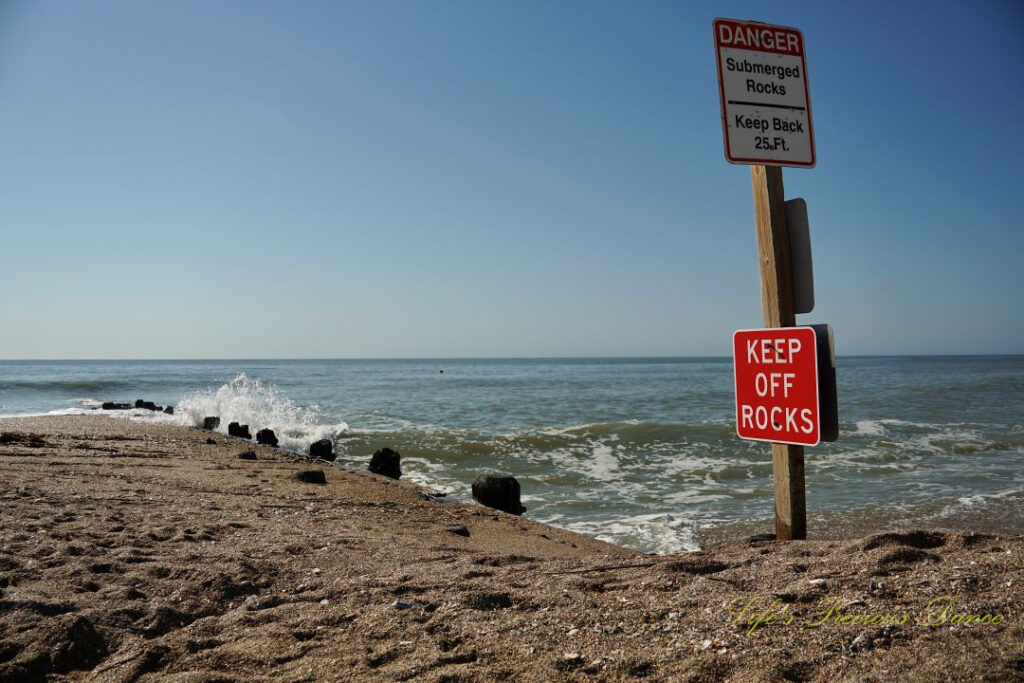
[228,422,252,440]
[472,474,526,515]
[309,439,335,461]
[163,406,174,415]
[368,447,401,480]
[255,428,278,447]
[203,417,221,430]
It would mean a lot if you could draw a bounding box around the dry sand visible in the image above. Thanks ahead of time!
[0,415,1020,682]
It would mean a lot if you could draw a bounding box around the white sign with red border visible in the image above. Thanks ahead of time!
[713,18,815,167]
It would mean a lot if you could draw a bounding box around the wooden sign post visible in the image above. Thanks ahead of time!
[750,164,805,540]
[713,18,837,540]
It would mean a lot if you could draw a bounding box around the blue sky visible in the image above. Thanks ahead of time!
[1,0,1022,358]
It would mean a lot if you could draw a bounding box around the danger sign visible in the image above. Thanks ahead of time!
[734,327,826,446]
[713,18,815,167]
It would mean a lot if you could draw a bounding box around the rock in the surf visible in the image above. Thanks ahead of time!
[134,399,160,411]
[203,416,221,430]
[296,469,326,484]
[256,428,278,447]
[228,422,252,439]
[102,402,132,410]
[163,406,174,415]
[309,439,335,461]
[368,447,401,480]
[472,474,526,515]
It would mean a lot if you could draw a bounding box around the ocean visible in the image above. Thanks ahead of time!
[1,357,1021,553]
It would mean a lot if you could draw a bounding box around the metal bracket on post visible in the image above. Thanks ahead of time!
[786,198,814,315]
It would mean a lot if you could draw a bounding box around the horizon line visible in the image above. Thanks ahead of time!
[1,353,1021,362]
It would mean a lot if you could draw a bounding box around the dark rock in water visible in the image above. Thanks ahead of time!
[205,438,217,445]
[228,422,252,439]
[135,399,160,411]
[237,451,257,461]
[255,428,278,447]
[309,439,335,461]
[472,474,526,515]
[368,447,401,480]
[296,469,326,484]
[102,402,133,410]
[203,417,221,430]
[163,406,174,415]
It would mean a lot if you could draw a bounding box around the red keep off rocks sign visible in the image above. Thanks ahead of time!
[733,327,820,446]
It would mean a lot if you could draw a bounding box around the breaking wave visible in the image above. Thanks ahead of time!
[175,374,348,452]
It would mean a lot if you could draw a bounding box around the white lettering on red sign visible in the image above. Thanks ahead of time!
[734,327,820,446]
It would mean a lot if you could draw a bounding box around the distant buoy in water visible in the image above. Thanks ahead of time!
[440,369,444,374]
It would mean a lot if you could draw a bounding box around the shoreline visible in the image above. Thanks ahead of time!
[1,416,1021,681]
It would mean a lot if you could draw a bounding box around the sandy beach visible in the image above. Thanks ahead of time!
[0,415,1020,682]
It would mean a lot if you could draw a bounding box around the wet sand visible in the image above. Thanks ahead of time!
[0,416,1021,681]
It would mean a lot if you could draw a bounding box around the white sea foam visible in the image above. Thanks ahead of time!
[587,443,620,478]
[664,490,730,506]
[72,398,104,408]
[175,374,348,452]
[556,512,701,554]
[537,420,638,437]
[852,420,886,436]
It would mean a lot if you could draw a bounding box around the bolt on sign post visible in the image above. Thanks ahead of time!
[713,18,836,541]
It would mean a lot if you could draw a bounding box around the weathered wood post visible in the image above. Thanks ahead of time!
[750,164,806,540]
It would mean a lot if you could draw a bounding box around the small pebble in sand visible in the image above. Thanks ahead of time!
[243,596,261,611]
[850,631,873,652]
[311,568,321,575]
[319,599,329,606]
[808,578,827,587]
[392,601,416,610]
